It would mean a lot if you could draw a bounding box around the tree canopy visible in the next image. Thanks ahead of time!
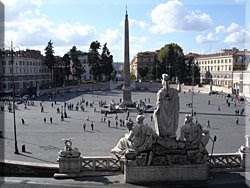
[69,46,84,82]
[157,43,186,83]
[88,41,114,81]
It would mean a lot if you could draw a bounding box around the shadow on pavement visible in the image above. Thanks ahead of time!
[18,153,57,164]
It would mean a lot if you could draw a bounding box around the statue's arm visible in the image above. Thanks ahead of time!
[127,130,134,141]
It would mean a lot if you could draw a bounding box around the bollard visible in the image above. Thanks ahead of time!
[22,144,26,152]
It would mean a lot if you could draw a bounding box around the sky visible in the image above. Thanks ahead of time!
[1,0,250,62]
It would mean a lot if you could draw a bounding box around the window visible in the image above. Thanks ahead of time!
[217,60,220,63]
[229,66,231,71]
[225,59,228,63]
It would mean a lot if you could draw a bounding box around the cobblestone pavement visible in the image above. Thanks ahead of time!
[1,88,249,164]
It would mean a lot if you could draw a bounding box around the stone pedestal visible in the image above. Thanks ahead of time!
[124,164,209,183]
[58,157,81,173]
[122,86,132,106]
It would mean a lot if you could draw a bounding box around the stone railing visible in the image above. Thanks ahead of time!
[81,156,121,171]
[208,153,243,171]
[80,153,244,172]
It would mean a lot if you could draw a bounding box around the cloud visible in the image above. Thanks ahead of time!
[2,0,42,21]
[3,0,97,55]
[196,32,219,44]
[150,0,212,34]
[215,22,239,34]
[224,30,250,44]
[234,0,247,4]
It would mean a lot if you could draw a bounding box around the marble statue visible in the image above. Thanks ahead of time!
[153,74,181,139]
[111,115,158,159]
[59,139,81,158]
[180,114,209,149]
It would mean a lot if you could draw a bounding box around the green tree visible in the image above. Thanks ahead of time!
[62,54,71,81]
[138,67,149,80]
[69,46,84,83]
[185,60,201,85]
[88,41,102,81]
[101,43,114,81]
[44,40,55,86]
[157,43,185,83]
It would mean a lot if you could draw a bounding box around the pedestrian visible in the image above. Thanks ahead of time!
[193,111,196,116]
[116,121,118,128]
[87,116,89,121]
[195,118,198,124]
[83,123,86,131]
[50,117,53,124]
[51,103,53,107]
[115,114,118,120]
[44,117,46,123]
[21,118,25,125]
[24,104,27,109]
[236,117,239,125]
[218,105,220,111]
[241,109,244,116]
[61,113,64,121]
[41,106,44,112]
[208,100,210,105]
[108,120,110,127]
[91,122,94,130]
[207,120,210,128]
[151,115,153,121]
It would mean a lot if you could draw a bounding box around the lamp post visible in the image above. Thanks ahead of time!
[9,41,19,154]
[191,61,195,116]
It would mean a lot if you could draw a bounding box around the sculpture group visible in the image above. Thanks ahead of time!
[111,73,210,166]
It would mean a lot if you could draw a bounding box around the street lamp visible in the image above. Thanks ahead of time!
[191,61,195,116]
[4,41,20,154]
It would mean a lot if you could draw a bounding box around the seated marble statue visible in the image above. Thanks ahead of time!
[153,73,181,139]
[59,139,81,158]
[111,115,158,159]
[179,114,210,151]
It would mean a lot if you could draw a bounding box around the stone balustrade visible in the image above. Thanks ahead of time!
[208,153,243,172]
[81,156,121,171]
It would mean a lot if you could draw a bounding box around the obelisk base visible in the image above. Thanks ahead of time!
[122,86,133,106]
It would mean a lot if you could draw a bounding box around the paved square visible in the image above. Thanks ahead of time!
[1,88,249,164]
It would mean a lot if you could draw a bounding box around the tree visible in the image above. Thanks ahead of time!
[88,41,102,81]
[157,43,185,83]
[44,40,55,86]
[138,67,149,80]
[62,54,71,81]
[69,46,84,83]
[101,43,114,81]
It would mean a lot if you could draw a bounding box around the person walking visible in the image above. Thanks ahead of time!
[21,118,25,125]
[91,122,94,131]
[236,117,239,125]
[44,117,46,123]
[108,120,110,127]
[115,121,118,129]
[207,120,210,128]
[83,123,86,131]
[50,117,53,124]
[61,113,64,121]
[218,105,220,111]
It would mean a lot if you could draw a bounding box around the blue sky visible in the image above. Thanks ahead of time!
[2,0,250,61]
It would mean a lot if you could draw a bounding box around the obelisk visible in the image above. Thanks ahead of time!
[122,9,132,106]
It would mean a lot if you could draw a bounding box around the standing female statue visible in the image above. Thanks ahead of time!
[153,74,181,139]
